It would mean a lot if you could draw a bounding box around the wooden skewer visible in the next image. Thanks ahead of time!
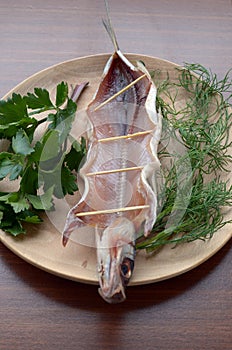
[98,129,153,143]
[76,204,150,217]
[93,73,147,111]
[86,166,144,177]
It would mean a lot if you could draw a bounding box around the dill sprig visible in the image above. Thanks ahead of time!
[136,63,232,252]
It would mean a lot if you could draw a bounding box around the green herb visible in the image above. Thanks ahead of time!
[136,64,232,252]
[0,65,231,253]
[0,82,86,236]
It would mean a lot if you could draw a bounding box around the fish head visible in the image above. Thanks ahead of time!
[95,217,135,304]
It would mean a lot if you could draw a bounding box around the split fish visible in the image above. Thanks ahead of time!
[62,6,162,303]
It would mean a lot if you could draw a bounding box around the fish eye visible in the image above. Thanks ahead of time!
[121,263,129,277]
[120,258,134,281]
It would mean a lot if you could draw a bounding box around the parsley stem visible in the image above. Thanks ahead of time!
[71,82,89,102]
[28,106,56,116]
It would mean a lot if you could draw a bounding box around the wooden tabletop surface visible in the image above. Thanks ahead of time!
[0,1,231,349]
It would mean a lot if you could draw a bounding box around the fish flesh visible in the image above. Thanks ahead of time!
[62,8,162,303]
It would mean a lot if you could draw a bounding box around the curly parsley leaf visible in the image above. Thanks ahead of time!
[0,200,41,236]
[65,138,87,171]
[0,192,30,213]
[61,166,78,195]
[25,87,54,110]
[2,220,25,236]
[0,94,37,138]
[39,129,61,162]
[0,93,28,123]
[26,186,54,211]
[20,165,39,195]
[0,154,23,180]
[18,210,42,223]
[56,81,68,107]
[0,81,87,237]
[12,129,34,155]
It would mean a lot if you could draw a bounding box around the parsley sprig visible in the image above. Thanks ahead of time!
[0,82,86,236]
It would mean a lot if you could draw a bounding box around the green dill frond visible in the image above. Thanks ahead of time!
[136,64,232,252]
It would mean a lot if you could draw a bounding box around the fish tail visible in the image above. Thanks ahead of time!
[103,0,119,51]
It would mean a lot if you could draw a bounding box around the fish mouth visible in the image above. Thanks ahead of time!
[98,287,126,304]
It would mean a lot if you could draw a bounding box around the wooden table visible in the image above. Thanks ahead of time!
[0,1,231,349]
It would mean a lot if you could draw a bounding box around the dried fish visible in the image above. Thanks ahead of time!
[63,5,162,303]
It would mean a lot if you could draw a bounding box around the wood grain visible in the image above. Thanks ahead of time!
[0,1,231,350]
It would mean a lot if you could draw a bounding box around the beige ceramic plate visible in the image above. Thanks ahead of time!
[0,54,231,285]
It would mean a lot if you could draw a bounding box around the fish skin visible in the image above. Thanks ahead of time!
[62,8,162,303]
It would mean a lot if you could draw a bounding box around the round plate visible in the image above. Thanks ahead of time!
[0,54,231,285]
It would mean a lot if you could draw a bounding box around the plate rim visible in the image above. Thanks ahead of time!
[0,53,231,286]
[1,52,180,100]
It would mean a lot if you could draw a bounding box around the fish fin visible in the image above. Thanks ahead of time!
[102,0,119,51]
[136,60,152,78]
[62,202,88,246]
